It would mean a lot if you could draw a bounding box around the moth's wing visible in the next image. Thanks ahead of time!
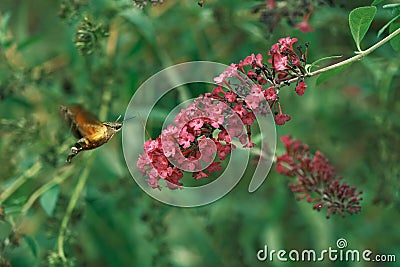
[60,105,82,139]
[60,105,105,139]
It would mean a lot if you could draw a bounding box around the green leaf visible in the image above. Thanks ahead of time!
[389,22,400,52]
[17,35,41,51]
[0,221,12,239]
[120,9,157,47]
[371,0,384,5]
[39,185,60,216]
[377,14,400,38]
[4,205,22,215]
[316,63,352,85]
[23,234,38,258]
[349,6,377,51]
[307,55,343,72]
[383,3,400,9]
[0,12,11,46]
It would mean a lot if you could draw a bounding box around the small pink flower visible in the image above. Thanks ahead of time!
[225,91,237,102]
[295,81,307,96]
[206,161,222,173]
[217,143,232,160]
[225,63,238,76]
[241,53,263,68]
[212,86,225,96]
[264,87,277,101]
[274,55,288,71]
[137,153,151,174]
[152,153,169,170]
[147,176,161,190]
[218,129,231,142]
[245,94,261,110]
[210,117,223,129]
[180,160,196,171]
[267,0,275,9]
[232,103,247,116]
[189,118,204,130]
[251,84,263,95]
[157,166,173,179]
[246,69,257,79]
[296,13,314,33]
[278,37,298,51]
[165,169,183,189]
[268,43,279,55]
[242,112,255,125]
[178,126,195,148]
[275,113,291,125]
[226,120,244,137]
[214,73,226,84]
[242,53,256,66]
[254,53,263,67]
[198,138,216,163]
[280,135,292,148]
[195,171,208,180]
[162,124,178,136]
[162,140,177,157]
[143,139,160,153]
[274,103,291,125]
[238,133,248,145]
[244,141,255,148]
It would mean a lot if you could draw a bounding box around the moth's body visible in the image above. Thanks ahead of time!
[60,105,122,163]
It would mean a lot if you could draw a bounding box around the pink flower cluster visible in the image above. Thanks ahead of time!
[217,37,309,126]
[268,37,307,83]
[276,135,363,218]
[137,94,252,189]
[137,37,310,189]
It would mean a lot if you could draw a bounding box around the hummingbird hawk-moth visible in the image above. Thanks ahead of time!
[60,105,123,163]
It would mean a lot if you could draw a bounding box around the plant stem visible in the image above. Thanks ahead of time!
[286,27,400,84]
[57,155,94,262]
[20,167,73,214]
[0,162,42,205]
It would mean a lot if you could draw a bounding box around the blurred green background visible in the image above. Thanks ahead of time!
[1,0,399,266]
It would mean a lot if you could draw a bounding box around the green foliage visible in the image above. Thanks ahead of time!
[377,14,400,38]
[307,55,343,73]
[39,185,60,216]
[22,234,38,258]
[74,17,109,55]
[371,0,385,5]
[316,62,352,85]
[349,6,377,51]
[0,12,11,47]
[377,1,400,40]
[389,22,400,51]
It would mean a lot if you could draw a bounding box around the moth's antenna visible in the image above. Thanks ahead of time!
[120,112,150,139]
[122,115,136,122]
[136,112,151,140]
[116,115,136,123]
